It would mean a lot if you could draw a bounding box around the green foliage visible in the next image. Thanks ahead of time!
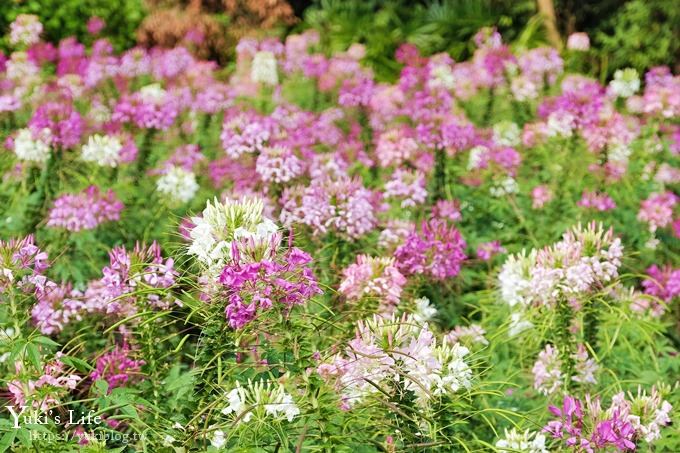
[303,0,536,81]
[594,0,680,78]
[0,0,145,52]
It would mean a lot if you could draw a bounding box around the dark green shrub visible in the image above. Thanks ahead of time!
[0,0,145,51]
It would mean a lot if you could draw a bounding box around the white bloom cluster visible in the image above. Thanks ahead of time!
[546,111,576,138]
[6,52,39,81]
[156,166,199,204]
[188,197,279,277]
[13,128,51,163]
[221,380,300,424]
[609,68,640,99]
[210,429,226,448]
[251,51,279,86]
[490,177,519,197]
[493,121,521,147]
[495,428,549,453]
[412,296,437,323]
[498,223,623,309]
[9,14,43,47]
[428,63,456,90]
[317,314,473,409]
[467,145,487,170]
[81,134,123,167]
[139,83,167,104]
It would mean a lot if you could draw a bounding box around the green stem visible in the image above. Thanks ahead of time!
[136,129,157,177]
[25,149,58,232]
[583,298,600,355]
[483,87,495,126]
[555,298,575,391]
[432,147,447,202]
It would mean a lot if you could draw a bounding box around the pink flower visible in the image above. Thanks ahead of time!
[384,169,427,208]
[218,245,321,329]
[567,33,590,51]
[476,241,505,261]
[339,255,406,311]
[395,219,467,281]
[47,186,123,232]
[531,185,553,209]
[86,17,105,35]
[642,265,680,302]
[91,345,145,390]
[638,192,677,232]
[578,191,616,211]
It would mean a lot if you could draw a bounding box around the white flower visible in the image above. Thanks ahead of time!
[264,391,300,422]
[490,177,519,197]
[13,128,51,163]
[9,15,43,47]
[467,146,487,170]
[413,297,437,323]
[156,166,199,204]
[496,428,549,453]
[546,112,575,138]
[493,121,521,147]
[188,197,279,276]
[608,143,632,164]
[210,429,226,449]
[428,64,455,90]
[221,386,252,422]
[251,51,278,85]
[81,134,122,167]
[508,312,533,337]
[6,52,39,81]
[139,83,166,104]
[609,68,640,99]
[221,380,299,424]
[162,435,176,446]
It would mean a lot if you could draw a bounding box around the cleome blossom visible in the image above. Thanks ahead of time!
[46,186,124,232]
[339,255,406,313]
[187,197,279,277]
[544,389,672,451]
[187,197,321,328]
[498,222,623,308]
[317,314,473,409]
[221,379,299,424]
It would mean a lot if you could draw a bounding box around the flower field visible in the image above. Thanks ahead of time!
[0,13,679,452]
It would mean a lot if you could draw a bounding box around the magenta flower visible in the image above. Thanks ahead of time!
[642,265,680,302]
[91,345,145,390]
[218,245,321,329]
[47,186,123,232]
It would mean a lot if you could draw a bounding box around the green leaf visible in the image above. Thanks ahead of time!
[25,344,41,371]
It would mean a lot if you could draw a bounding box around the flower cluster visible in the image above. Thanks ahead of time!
[0,235,49,293]
[641,264,680,303]
[317,314,473,409]
[221,379,300,424]
[156,165,199,204]
[532,343,598,395]
[46,186,124,232]
[8,354,81,411]
[394,219,467,280]
[495,428,549,453]
[544,390,672,451]
[90,345,145,390]
[281,175,378,239]
[499,223,623,309]
[32,242,176,334]
[218,239,321,329]
[339,255,406,312]
[187,197,279,277]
